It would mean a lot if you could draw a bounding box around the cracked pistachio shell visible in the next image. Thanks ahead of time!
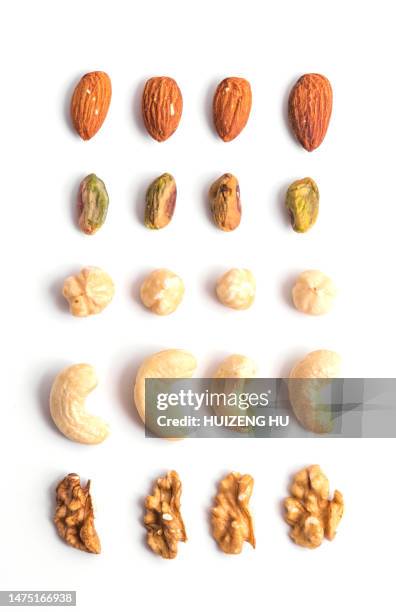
[210,173,241,231]
[144,173,176,229]
[286,177,319,233]
[78,174,109,235]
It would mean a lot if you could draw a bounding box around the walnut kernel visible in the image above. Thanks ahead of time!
[54,473,101,554]
[211,472,255,554]
[144,471,187,559]
[284,465,344,548]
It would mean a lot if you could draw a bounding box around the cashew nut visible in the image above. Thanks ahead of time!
[134,349,197,432]
[212,355,257,430]
[292,270,336,315]
[288,350,341,433]
[50,364,110,444]
[213,354,258,379]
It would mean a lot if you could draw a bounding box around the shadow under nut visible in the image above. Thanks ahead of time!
[50,364,110,444]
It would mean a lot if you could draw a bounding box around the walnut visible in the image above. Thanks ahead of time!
[284,465,344,548]
[211,472,256,554]
[54,473,101,554]
[144,471,187,559]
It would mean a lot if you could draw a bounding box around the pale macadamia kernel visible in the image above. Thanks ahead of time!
[216,268,255,310]
[292,270,336,315]
[62,266,114,317]
[140,269,184,315]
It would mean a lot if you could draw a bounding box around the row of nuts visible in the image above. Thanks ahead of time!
[71,72,332,151]
[49,349,341,446]
[62,266,336,317]
[54,466,343,557]
[76,172,321,234]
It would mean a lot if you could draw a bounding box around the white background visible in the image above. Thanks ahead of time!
[1,0,395,610]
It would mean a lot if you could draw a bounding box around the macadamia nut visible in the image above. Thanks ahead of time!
[62,266,114,317]
[140,269,184,315]
[216,268,255,310]
[292,270,336,315]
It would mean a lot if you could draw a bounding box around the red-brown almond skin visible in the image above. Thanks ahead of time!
[142,77,183,142]
[288,74,333,152]
[213,77,252,142]
[71,71,112,141]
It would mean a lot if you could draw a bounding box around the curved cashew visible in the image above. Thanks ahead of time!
[212,354,257,430]
[50,364,110,444]
[134,350,197,435]
[213,354,257,379]
[288,350,341,434]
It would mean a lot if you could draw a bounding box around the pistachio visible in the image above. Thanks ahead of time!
[144,173,176,229]
[286,177,319,233]
[210,173,241,231]
[78,174,109,235]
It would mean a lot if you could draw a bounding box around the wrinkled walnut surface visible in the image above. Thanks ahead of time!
[211,472,255,554]
[144,471,187,559]
[54,473,101,554]
[62,266,114,317]
[284,465,344,548]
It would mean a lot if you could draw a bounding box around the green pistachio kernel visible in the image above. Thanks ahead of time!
[78,174,109,235]
[286,177,319,233]
[144,173,177,230]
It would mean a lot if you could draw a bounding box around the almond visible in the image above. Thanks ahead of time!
[213,77,252,142]
[288,73,333,152]
[71,71,112,140]
[142,77,183,142]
